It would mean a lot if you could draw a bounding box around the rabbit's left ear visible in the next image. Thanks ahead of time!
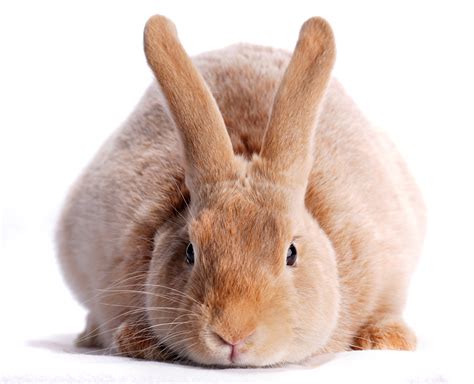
[259,17,335,190]
[144,15,237,193]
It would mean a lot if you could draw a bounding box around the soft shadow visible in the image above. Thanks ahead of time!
[27,334,337,370]
[27,334,106,356]
[27,334,192,367]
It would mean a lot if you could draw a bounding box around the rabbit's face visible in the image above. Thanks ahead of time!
[146,181,340,366]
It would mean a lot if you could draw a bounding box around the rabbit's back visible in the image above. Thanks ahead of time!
[57,44,425,336]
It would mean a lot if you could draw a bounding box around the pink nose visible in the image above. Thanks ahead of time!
[214,330,255,362]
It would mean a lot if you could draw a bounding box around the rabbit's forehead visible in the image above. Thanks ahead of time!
[189,197,292,255]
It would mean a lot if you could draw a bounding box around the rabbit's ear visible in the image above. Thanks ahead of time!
[259,17,335,189]
[144,16,237,190]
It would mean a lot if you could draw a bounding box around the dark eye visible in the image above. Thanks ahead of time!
[185,243,195,265]
[286,243,297,266]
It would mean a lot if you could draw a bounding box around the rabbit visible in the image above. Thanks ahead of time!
[56,15,426,367]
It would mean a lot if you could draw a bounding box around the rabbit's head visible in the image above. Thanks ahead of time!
[143,15,338,366]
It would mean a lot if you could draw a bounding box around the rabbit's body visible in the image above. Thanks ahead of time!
[57,18,425,366]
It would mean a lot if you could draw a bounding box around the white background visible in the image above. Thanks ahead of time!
[1,0,473,380]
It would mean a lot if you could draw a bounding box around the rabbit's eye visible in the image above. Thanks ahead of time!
[185,243,195,265]
[286,243,297,266]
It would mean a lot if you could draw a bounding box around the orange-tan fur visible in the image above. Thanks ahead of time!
[56,15,425,366]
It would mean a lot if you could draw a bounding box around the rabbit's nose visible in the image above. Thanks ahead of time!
[213,328,255,362]
[215,329,254,347]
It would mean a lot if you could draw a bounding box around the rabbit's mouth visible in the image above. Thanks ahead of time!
[176,323,290,368]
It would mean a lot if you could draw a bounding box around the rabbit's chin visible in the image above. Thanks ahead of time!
[185,347,290,368]
[185,345,317,367]
[180,330,325,367]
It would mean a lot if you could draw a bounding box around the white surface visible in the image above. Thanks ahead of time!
[1,0,474,383]
[0,335,458,383]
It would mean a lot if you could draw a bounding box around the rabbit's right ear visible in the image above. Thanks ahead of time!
[259,17,335,192]
[144,16,237,193]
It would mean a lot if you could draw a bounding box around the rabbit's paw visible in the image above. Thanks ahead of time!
[75,312,100,348]
[353,317,416,351]
[112,321,170,361]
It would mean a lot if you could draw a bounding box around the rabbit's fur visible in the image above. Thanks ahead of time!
[56,16,425,366]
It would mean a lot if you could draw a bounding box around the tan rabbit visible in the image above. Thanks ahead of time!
[56,15,425,366]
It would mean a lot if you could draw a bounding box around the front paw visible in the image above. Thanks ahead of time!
[112,321,170,361]
[353,317,416,351]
